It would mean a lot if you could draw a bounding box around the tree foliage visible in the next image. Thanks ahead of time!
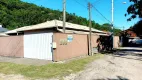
[126,0,142,37]
[126,0,142,21]
[132,20,142,37]
[0,0,121,35]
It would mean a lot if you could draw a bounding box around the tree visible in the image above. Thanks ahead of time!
[126,0,142,21]
[0,0,121,35]
[125,0,142,38]
[132,20,142,37]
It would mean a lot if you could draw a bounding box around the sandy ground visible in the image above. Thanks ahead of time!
[0,47,142,80]
[0,56,52,66]
[64,47,142,80]
[0,74,28,80]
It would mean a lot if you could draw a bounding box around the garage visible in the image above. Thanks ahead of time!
[24,31,53,60]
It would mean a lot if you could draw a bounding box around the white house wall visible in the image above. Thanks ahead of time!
[24,31,53,60]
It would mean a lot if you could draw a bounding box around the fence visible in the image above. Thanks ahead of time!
[53,33,99,61]
[0,33,101,61]
[114,36,120,48]
[0,36,24,57]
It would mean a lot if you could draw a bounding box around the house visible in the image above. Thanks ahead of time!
[0,25,8,33]
[0,25,9,37]
[0,20,108,61]
[120,28,138,47]
[122,28,137,38]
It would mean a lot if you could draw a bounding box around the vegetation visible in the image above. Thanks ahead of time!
[0,0,121,35]
[132,20,142,38]
[125,0,142,37]
[0,54,103,79]
[126,0,142,21]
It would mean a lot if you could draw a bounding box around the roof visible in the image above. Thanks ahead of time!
[57,29,108,36]
[0,33,9,37]
[5,20,107,34]
[5,26,29,34]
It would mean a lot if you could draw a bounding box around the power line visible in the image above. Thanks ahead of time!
[93,12,109,23]
[73,0,87,8]
[72,0,109,23]
[71,0,119,29]
[72,0,111,24]
[92,5,112,24]
[91,4,120,29]
[94,0,103,5]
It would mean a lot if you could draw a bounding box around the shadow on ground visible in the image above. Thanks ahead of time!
[92,76,129,80]
[118,48,142,53]
[101,47,142,61]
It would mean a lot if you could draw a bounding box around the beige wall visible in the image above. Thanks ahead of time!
[91,35,100,48]
[114,36,120,48]
[0,36,24,57]
[53,33,88,61]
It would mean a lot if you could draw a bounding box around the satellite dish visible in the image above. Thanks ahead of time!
[123,2,127,4]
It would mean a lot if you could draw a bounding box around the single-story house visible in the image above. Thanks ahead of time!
[0,20,108,61]
[0,25,8,33]
[0,25,8,37]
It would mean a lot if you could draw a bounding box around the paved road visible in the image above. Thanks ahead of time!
[65,47,142,80]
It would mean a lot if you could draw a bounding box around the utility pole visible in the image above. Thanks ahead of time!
[63,0,66,33]
[111,0,114,49]
[88,2,93,56]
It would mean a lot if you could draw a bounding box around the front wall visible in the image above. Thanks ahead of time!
[53,33,88,61]
[91,35,100,48]
[0,36,24,57]
[114,36,120,48]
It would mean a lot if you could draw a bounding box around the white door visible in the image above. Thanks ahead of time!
[24,32,53,60]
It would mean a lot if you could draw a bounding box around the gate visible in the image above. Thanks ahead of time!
[24,32,53,60]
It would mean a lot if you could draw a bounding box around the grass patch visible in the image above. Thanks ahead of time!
[0,54,103,79]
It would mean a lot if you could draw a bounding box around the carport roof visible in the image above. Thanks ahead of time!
[5,20,107,34]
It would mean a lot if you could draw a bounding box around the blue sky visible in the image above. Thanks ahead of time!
[21,0,139,30]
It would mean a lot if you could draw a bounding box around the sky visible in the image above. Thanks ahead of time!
[21,0,140,30]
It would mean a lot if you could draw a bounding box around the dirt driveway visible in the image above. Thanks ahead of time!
[0,47,142,80]
[65,47,142,80]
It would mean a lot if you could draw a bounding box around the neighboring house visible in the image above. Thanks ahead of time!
[0,25,8,33]
[123,28,137,38]
[0,25,9,37]
[121,28,140,47]
[0,20,108,61]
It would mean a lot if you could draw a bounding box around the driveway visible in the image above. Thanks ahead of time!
[0,47,142,80]
[65,47,142,80]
